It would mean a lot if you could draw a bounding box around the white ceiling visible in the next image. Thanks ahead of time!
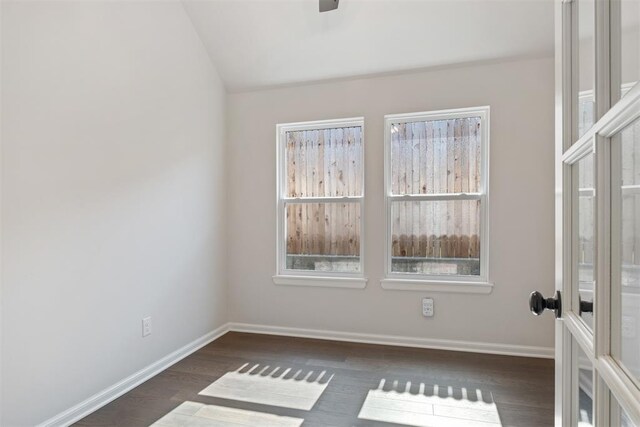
[183,0,555,92]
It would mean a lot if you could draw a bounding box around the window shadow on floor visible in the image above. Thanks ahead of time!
[148,361,502,427]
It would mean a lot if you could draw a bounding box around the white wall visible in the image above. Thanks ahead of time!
[227,57,556,350]
[1,1,227,425]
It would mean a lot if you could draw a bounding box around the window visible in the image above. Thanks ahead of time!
[382,107,490,291]
[274,118,365,288]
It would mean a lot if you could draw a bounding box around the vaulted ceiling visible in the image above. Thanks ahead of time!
[183,0,555,92]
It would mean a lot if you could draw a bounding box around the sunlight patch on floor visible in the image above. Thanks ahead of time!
[358,379,502,427]
[198,363,333,411]
[151,401,304,427]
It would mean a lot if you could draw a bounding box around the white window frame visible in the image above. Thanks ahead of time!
[273,117,367,289]
[381,106,492,294]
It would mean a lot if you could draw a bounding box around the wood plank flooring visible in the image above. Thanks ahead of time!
[75,332,554,427]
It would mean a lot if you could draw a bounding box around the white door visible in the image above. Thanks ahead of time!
[530,0,640,425]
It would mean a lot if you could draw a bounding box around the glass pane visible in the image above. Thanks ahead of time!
[285,202,360,272]
[575,342,594,427]
[285,126,362,197]
[578,0,596,138]
[390,117,481,195]
[615,117,640,382]
[620,0,640,99]
[611,395,636,426]
[390,200,480,276]
[621,407,634,427]
[577,152,595,330]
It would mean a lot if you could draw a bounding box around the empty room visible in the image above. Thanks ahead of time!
[2,0,640,426]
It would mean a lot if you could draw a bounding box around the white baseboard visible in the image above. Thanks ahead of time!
[37,324,230,427]
[228,322,554,359]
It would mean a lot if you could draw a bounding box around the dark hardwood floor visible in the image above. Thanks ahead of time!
[75,332,554,427]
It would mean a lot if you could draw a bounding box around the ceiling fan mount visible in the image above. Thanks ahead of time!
[319,0,339,13]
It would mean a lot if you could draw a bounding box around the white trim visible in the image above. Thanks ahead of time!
[36,324,230,427]
[275,117,366,282]
[555,0,573,424]
[564,311,595,359]
[275,116,364,133]
[383,106,490,284]
[384,106,491,123]
[568,78,640,149]
[562,134,595,164]
[389,192,482,202]
[599,356,640,425]
[380,278,493,294]
[272,275,367,289]
[282,195,361,203]
[228,322,554,359]
[593,0,612,415]
[599,85,640,137]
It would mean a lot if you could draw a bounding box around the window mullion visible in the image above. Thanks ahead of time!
[282,196,363,203]
[388,193,482,202]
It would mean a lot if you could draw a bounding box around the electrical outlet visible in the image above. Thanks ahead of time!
[142,316,152,337]
[422,298,434,317]
[622,316,636,338]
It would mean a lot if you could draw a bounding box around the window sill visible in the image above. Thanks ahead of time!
[272,275,368,289]
[380,278,493,294]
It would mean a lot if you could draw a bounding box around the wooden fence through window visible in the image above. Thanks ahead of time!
[285,118,482,261]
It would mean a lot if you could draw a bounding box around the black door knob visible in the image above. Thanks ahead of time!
[579,297,593,315]
[529,290,562,318]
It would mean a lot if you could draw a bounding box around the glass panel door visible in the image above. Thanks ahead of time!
[577,0,596,138]
[575,339,595,427]
[549,0,640,425]
[612,116,640,386]
[617,0,640,101]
